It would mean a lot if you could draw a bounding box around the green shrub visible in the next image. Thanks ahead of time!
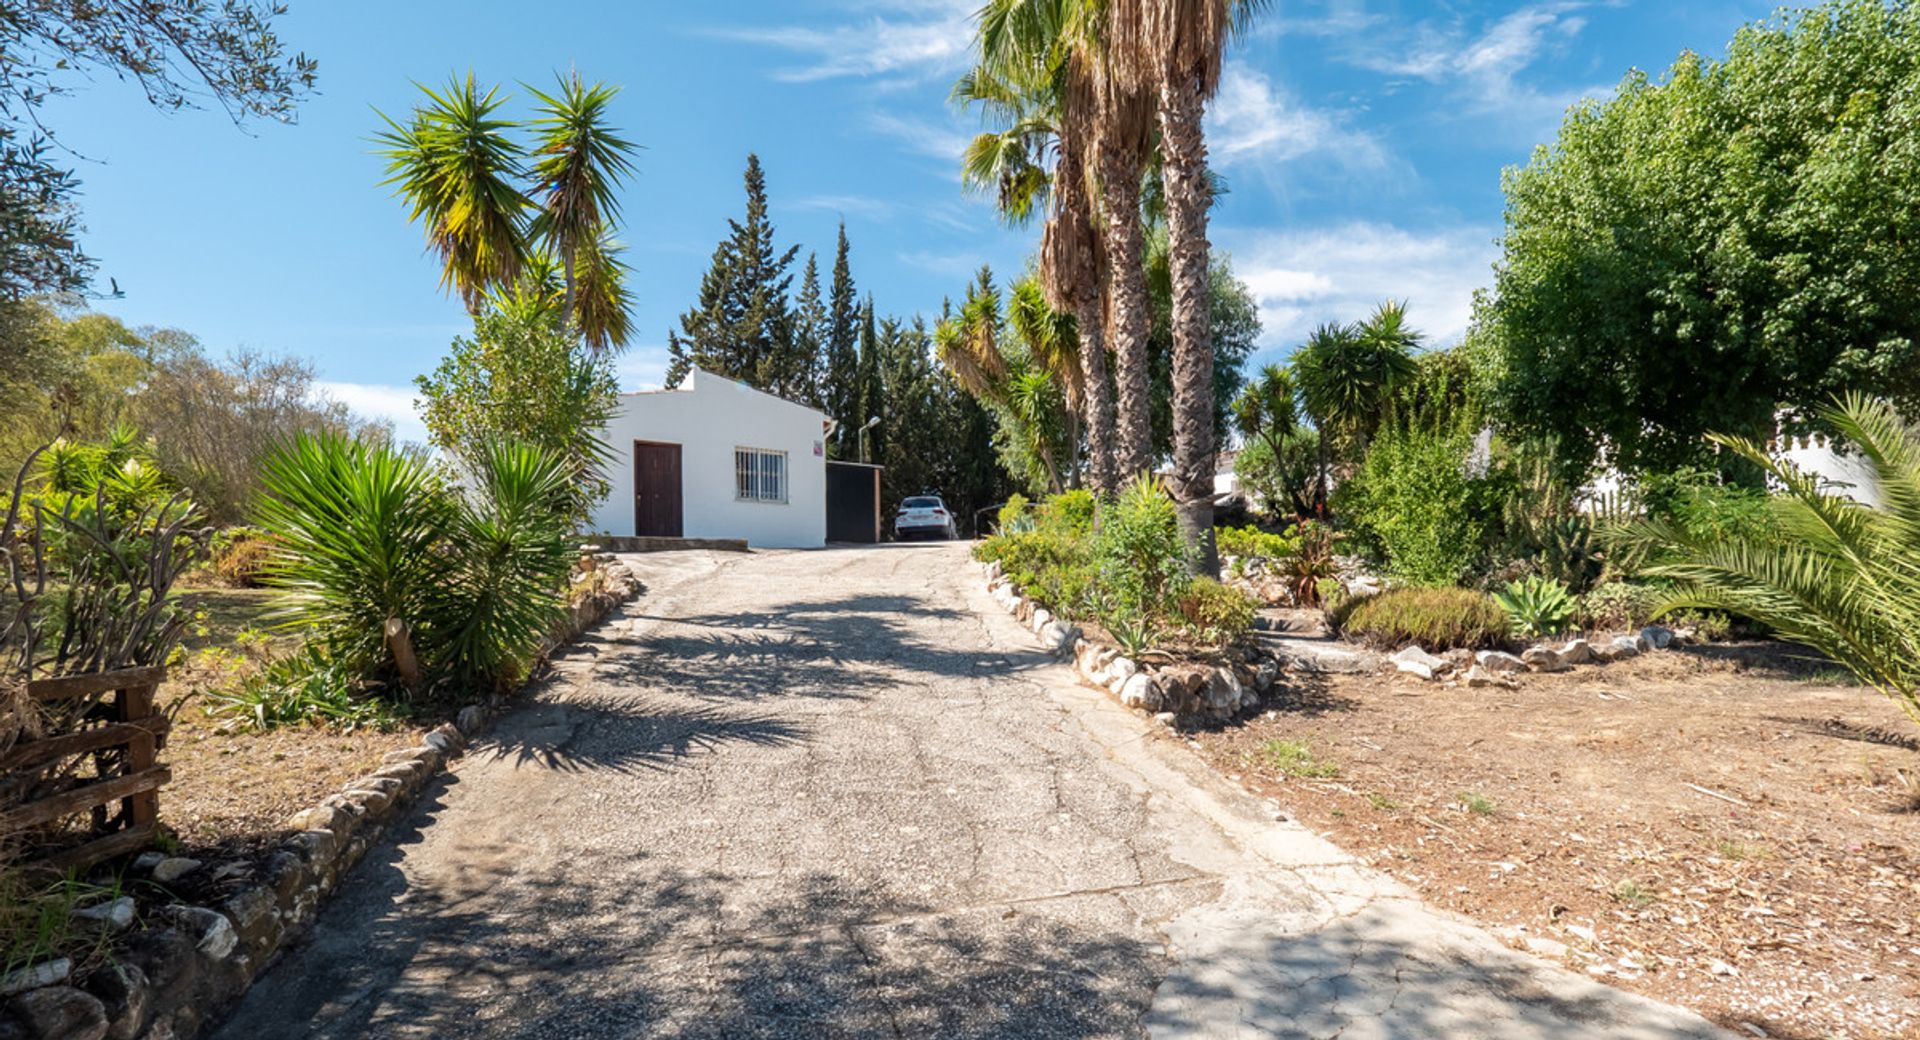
[1216,524,1298,561]
[1174,578,1258,649]
[1494,575,1576,638]
[995,493,1030,534]
[1039,488,1095,534]
[204,643,401,732]
[1578,580,1661,631]
[1333,586,1510,650]
[1093,476,1189,634]
[1338,418,1498,586]
[254,433,576,700]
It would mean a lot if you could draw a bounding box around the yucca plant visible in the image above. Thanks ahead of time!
[254,434,452,686]
[1633,395,1920,726]
[437,440,576,692]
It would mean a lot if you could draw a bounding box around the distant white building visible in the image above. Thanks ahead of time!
[591,369,832,548]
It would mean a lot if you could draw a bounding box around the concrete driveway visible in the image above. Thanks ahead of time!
[212,544,1726,1039]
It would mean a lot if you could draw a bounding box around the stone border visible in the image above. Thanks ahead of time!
[0,560,644,1040]
[1388,624,1687,687]
[979,559,1275,727]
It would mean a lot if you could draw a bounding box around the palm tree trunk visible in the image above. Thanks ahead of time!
[1160,71,1218,577]
[1100,144,1153,484]
[1075,300,1117,495]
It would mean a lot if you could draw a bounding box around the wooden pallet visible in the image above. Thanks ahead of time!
[4,665,170,872]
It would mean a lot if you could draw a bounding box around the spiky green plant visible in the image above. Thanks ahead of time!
[1493,575,1576,639]
[438,439,576,691]
[254,434,452,680]
[1634,395,1920,726]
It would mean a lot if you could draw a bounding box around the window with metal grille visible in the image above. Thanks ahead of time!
[734,448,787,503]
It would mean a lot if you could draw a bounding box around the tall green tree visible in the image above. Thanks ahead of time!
[376,75,530,312]
[793,252,827,408]
[855,299,886,462]
[528,74,639,350]
[1479,0,1920,479]
[666,154,807,396]
[1113,0,1272,574]
[823,224,862,456]
[376,73,638,346]
[415,309,620,526]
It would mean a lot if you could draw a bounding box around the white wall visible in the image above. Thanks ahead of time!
[590,369,830,548]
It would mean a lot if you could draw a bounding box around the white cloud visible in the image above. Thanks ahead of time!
[792,194,897,219]
[865,111,972,164]
[1207,62,1386,169]
[1217,222,1499,352]
[617,345,672,392]
[708,1,974,83]
[315,381,429,446]
[1327,1,1615,132]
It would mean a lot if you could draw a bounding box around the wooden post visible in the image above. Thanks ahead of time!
[117,679,158,828]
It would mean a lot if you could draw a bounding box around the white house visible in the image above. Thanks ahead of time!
[590,369,831,548]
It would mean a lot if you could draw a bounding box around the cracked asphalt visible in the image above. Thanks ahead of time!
[212,544,1728,1039]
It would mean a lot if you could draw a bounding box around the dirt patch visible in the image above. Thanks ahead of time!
[154,588,421,858]
[1190,642,1920,1040]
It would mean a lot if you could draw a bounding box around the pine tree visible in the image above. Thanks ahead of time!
[822,223,860,456]
[854,298,886,463]
[664,153,802,393]
[792,251,826,408]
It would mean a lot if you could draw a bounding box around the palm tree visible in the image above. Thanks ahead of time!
[375,74,529,312]
[957,12,1119,495]
[1634,395,1920,727]
[1293,304,1419,455]
[1111,0,1271,574]
[969,0,1169,491]
[527,73,639,348]
[935,270,1080,494]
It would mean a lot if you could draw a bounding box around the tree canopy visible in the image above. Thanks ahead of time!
[1477,0,1920,478]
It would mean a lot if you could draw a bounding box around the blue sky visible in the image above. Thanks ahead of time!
[48,0,1769,442]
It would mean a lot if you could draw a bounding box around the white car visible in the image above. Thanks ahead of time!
[894,495,959,541]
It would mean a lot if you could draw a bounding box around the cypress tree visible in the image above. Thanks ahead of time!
[854,298,885,463]
[664,153,802,394]
[792,251,826,408]
[822,223,860,456]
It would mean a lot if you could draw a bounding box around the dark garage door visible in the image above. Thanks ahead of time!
[826,462,881,543]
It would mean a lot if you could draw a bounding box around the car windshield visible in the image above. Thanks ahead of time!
[901,497,942,510]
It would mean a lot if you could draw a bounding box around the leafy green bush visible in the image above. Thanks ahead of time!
[1039,488,1095,534]
[1333,586,1510,650]
[1093,476,1188,634]
[976,496,1096,619]
[1338,418,1498,586]
[1643,467,1777,545]
[204,643,400,732]
[1494,575,1576,638]
[1633,396,1920,725]
[1578,580,1661,631]
[254,433,577,700]
[995,493,1030,534]
[1174,578,1258,649]
[1216,524,1298,561]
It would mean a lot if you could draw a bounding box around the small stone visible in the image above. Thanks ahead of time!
[149,857,201,884]
[1708,958,1738,976]
[1557,639,1595,665]
[1600,634,1644,661]
[1475,650,1527,673]
[1119,673,1160,710]
[1254,661,1278,691]
[0,958,71,995]
[1521,646,1570,673]
[1463,665,1511,689]
[286,803,350,835]
[70,897,135,932]
[169,907,236,960]
[1152,711,1177,728]
[84,962,148,1040]
[455,705,486,736]
[1390,645,1445,681]
[422,723,464,754]
[1639,624,1674,650]
[1523,936,1571,960]
[5,985,107,1040]
[1565,924,1598,944]
[130,852,165,873]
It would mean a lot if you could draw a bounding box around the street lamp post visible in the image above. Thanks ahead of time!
[858,416,881,465]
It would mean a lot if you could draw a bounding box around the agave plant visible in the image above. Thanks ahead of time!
[1493,575,1576,639]
[1634,395,1920,726]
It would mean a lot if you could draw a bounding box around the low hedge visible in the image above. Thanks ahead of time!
[1332,586,1511,651]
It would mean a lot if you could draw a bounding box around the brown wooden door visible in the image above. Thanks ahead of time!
[633,441,683,537]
